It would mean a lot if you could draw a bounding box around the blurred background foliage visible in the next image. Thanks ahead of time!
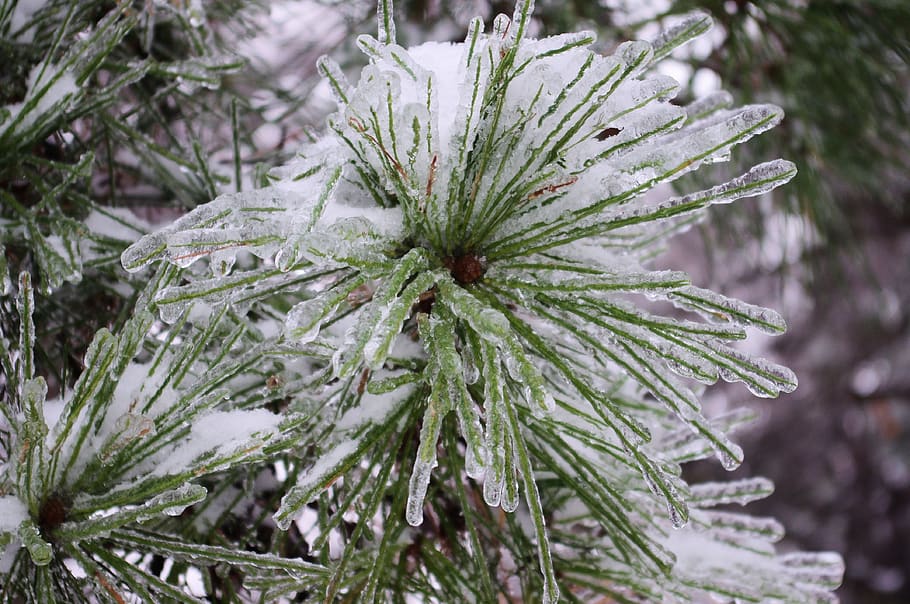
[2,0,908,602]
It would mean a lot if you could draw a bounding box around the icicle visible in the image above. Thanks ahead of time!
[156,483,209,517]
[462,336,480,385]
[492,13,511,40]
[366,370,421,394]
[636,455,689,528]
[503,342,553,416]
[778,552,846,589]
[154,267,270,324]
[98,413,156,464]
[666,159,797,214]
[0,246,10,295]
[711,344,798,397]
[376,0,396,46]
[275,390,409,530]
[47,328,118,486]
[437,280,511,340]
[509,0,536,46]
[334,248,429,378]
[454,383,487,479]
[19,377,48,510]
[438,282,552,416]
[525,30,596,58]
[121,232,167,272]
[481,342,506,507]
[615,40,654,80]
[55,484,208,541]
[464,17,484,67]
[210,248,236,277]
[406,398,445,526]
[277,167,343,271]
[422,313,487,478]
[487,267,689,296]
[686,90,734,123]
[501,428,520,513]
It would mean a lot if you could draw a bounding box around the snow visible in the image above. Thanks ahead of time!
[0,496,28,533]
[62,557,88,579]
[317,203,404,239]
[2,63,79,138]
[186,301,215,325]
[297,439,356,491]
[190,408,281,450]
[406,41,463,146]
[0,543,18,575]
[42,396,66,431]
[335,383,413,431]
[134,406,282,479]
[293,505,319,535]
[83,208,150,241]
[6,0,49,42]
[183,566,207,597]
[95,361,159,439]
[108,9,844,600]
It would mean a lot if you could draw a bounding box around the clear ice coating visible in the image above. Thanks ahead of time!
[287,275,367,343]
[363,271,439,369]
[406,399,444,527]
[18,520,52,566]
[155,483,209,518]
[113,1,844,601]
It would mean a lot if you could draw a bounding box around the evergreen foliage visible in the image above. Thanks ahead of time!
[667,0,910,255]
[535,0,910,271]
[0,0,249,387]
[1,0,847,601]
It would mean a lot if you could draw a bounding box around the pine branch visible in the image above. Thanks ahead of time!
[1,1,850,601]
[115,1,844,601]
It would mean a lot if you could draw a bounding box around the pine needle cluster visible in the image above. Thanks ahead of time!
[1,0,844,601]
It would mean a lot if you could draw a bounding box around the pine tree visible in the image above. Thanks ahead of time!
[2,0,845,601]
